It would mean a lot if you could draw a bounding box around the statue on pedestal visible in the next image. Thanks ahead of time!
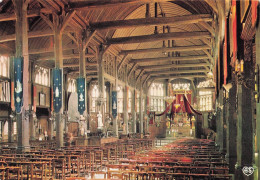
[97,111,103,129]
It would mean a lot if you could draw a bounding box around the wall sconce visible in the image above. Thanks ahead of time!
[255,64,259,103]
[234,59,244,74]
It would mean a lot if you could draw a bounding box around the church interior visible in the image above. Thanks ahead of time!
[0,0,259,179]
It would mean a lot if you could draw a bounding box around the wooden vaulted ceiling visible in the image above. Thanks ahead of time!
[0,0,222,84]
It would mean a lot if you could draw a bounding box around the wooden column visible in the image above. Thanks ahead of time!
[14,0,30,151]
[256,20,260,180]
[216,89,224,152]
[53,13,64,149]
[139,86,144,135]
[132,89,136,133]
[8,58,14,143]
[113,57,118,137]
[226,79,237,174]
[97,44,105,132]
[235,64,254,180]
[123,65,128,134]
[78,32,86,77]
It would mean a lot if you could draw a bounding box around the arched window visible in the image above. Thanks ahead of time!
[67,78,76,93]
[34,66,50,86]
[128,90,132,113]
[0,56,9,78]
[149,83,164,112]
[117,86,123,113]
[91,84,99,112]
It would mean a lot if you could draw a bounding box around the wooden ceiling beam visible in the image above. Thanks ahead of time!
[139,63,210,70]
[67,0,172,10]
[146,69,208,75]
[130,55,209,63]
[0,29,54,43]
[153,74,207,80]
[37,0,59,13]
[63,63,97,67]
[119,45,210,55]
[90,14,212,30]
[107,31,211,45]
[0,9,52,22]
[29,44,78,54]
[60,10,76,32]
[199,21,215,36]
[36,53,95,61]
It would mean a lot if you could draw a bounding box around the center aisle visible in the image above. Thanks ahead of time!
[90,138,232,179]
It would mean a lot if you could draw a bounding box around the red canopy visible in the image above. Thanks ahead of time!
[155,94,202,116]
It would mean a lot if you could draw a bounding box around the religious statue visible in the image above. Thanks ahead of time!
[97,111,103,129]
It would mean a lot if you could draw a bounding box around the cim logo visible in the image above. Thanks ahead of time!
[242,166,254,176]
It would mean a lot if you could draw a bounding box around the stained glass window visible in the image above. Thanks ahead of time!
[117,86,123,113]
[67,78,76,93]
[149,83,164,112]
[199,91,212,111]
[34,66,50,86]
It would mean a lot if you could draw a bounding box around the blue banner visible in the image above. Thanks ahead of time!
[14,57,23,113]
[112,91,117,118]
[77,77,85,115]
[53,68,62,113]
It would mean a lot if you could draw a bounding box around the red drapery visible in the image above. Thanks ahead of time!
[224,18,228,85]
[232,0,237,64]
[155,94,201,117]
[252,0,258,26]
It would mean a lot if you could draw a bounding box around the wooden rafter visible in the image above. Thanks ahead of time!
[107,31,211,45]
[67,0,172,10]
[128,63,137,79]
[90,14,212,30]
[60,10,76,32]
[119,45,210,55]
[136,69,145,82]
[29,44,77,54]
[130,55,209,63]
[36,53,95,61]
[199,21,215,36]
[146,69,208,75]
[153,74,207,80]
[138,63,210,70]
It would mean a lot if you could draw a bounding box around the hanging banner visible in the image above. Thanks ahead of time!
[77,77,86,115]
[224,18,228,85]
[252,0,258,27]
[232,0,237,64]
[112,91,117,118]
[53,68,62,113]
[33,86,37,112]
[50,88,53,112]
[14,57,23,113]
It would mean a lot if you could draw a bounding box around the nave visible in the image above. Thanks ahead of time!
[0,138,230,180]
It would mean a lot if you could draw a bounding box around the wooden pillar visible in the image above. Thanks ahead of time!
[140,86,144,135]
[216,89,224,151]
[235,64,254,180]
[78,32,86,77]
[113,58,118,137]
[8,114,13,143]
[123,66,128,135]
[53,13,64,149]
[132,89,136,133]
[226,79,237,174]
[14,0,30,151]
[256,20,260,180]
[97,44,105,128]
